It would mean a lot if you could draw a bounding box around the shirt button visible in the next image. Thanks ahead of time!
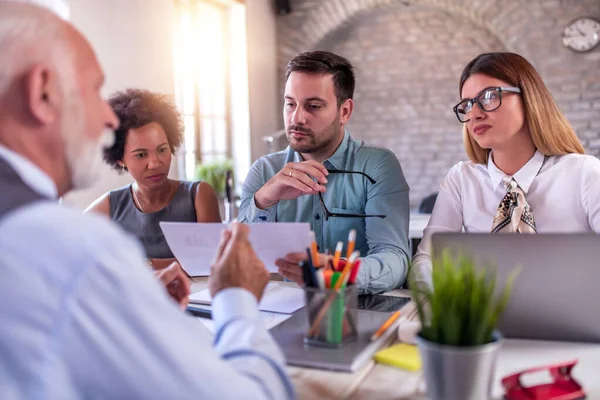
[315,214,320,220]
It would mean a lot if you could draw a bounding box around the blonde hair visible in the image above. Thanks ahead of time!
[459,53,585,164]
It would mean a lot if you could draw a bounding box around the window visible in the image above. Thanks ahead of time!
[173,0,251,184]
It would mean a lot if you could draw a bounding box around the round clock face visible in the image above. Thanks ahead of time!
[562,17,600,52]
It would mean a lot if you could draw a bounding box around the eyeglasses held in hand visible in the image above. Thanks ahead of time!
[453,86,521,123]
[318,170,386,221]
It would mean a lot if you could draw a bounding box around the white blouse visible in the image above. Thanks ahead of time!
[412,150,600,287]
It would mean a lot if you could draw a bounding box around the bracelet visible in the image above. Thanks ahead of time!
[145,257,153,268]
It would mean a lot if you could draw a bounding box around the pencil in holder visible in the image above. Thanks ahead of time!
[303,285,358,348]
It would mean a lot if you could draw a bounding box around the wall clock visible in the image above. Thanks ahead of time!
[562,17,600,52]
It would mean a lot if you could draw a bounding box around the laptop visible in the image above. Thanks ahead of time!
[431,233,600,343]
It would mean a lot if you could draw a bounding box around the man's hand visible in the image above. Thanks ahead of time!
[254,160,329,210]
[209,223,270,301]
[155,262,191,310]
[275,252,332,286]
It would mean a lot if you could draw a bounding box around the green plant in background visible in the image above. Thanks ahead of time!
[410,250,519,347]
[195,159,234,197]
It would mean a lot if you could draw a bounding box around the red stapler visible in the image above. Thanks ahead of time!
[502,360,586,400]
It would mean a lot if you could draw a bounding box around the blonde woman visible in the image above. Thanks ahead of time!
[412,52,600,288]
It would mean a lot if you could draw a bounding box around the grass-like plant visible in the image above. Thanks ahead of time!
[195,159,233,197]
[411,250,519,347]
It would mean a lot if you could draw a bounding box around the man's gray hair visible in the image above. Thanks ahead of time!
[0,1,72,98]
[4,0,70,19]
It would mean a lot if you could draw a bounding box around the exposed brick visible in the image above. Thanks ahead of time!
[565,110,600,121]
[572,102,592,110]
[278,0,600,206]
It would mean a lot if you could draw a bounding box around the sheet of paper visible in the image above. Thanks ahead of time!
[193,310,292,334]
[189,282,306,314]
[159,222,311,276]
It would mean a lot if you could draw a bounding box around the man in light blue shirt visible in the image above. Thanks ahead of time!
[0,3,293,399]
[239,51,410,294]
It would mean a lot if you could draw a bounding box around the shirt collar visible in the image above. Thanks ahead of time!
[0,144,58,199]
[291,130,352,170]
[323,130,351,170]
[487,149,545,194]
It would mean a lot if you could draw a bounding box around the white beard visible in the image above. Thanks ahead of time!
[65,128,115,191]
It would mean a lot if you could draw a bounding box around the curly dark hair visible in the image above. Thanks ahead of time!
[103,89,184,171]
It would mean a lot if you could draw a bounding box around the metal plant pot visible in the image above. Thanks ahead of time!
[416,331,503,400]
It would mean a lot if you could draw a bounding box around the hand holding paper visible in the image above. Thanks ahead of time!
[208,223,269,301]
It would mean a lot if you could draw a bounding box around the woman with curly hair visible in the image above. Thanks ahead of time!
[86,89,221,270]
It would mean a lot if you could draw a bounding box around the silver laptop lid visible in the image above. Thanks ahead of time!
[431,233,600,343]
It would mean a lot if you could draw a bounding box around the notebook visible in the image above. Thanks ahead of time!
[270,307,402,372]
[374,343,421,371]
[187,303,292,333]
[189,282,306,314]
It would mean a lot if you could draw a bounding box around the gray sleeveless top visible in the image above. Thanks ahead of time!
[109,181,199,259]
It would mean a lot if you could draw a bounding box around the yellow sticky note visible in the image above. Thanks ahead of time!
[373,343,421,371]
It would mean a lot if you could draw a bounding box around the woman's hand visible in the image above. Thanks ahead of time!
[155,262,191,310]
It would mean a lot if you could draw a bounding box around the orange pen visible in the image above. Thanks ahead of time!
[370,310,401,341]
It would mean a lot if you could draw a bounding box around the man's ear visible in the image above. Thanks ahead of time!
[339,98,354,125]
[24,64,61,125]
[117,160,126,169]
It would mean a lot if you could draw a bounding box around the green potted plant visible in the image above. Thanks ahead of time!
[195,159,234,221]
[194,159,234,198]
[410,250,518,400]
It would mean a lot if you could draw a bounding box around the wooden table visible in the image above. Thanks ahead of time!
[191,279,600,399]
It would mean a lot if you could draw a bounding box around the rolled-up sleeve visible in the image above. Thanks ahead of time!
[238,160,278,223]
[357,151,411,294]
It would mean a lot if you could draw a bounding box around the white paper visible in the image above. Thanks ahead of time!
[159,222,311,276]
[189,282,306,314]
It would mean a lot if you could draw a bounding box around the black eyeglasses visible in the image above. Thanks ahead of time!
[453,86,521,123]
[318,170,386,221]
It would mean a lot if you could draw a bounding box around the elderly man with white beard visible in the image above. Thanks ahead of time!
[0,2,293,399]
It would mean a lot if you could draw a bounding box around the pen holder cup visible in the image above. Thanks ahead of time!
[303,285,358,348]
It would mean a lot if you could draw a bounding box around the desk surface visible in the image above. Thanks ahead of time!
[191,278,600,399]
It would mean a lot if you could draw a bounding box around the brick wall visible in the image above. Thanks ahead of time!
[276,0,600,207]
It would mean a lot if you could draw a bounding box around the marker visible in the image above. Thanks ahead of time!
[186,306,212,319]
[304,249,317,287]
[348,259,361,285]
[316,269,325,289]
[335,250,360,290]
[309,231,320,267]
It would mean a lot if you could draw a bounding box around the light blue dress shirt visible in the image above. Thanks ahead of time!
[239,132,410,294]
[0,145,294,399]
